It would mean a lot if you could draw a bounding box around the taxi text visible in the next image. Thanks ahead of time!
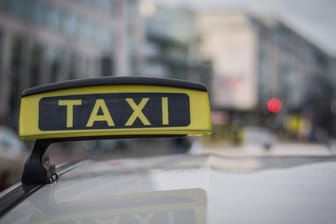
[38,93,190,130]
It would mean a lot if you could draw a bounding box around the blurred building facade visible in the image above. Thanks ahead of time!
[198,11,335,138]
[258,18,331,108]
[142,5,213,95]
[198,11,259,111]
[259,18,334,138]
[0,0,144,128]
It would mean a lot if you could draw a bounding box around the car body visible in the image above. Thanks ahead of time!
[1,153,336,224]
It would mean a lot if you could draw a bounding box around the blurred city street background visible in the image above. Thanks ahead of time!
[0,0,335,190]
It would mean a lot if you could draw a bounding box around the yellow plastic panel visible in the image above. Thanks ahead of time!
[19,81,211,140]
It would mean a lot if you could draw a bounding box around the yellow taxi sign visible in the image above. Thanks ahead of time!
[19,77,212,140]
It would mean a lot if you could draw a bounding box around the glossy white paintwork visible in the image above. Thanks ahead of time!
[2,154,336,224]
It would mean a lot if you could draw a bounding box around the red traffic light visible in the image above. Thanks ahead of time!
[267,98,282,113]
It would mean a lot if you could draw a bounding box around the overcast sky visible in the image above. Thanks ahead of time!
[153,0,336,57]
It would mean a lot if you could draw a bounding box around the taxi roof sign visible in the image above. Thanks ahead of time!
[19,77,212,140]
[19,77,212,185]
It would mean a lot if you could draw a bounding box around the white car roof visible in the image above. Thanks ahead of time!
[2,154,336,224]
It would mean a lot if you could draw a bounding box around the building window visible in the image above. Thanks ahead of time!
[47,7,61,31]
[9,0,26,18]
[78,19,92,42]
[95,0,112,13]
[93,28,110,47]
[29,43,43,87]
[101,56,113,76]
[68,53,78,80]
[0,28,2,80]
[9,35,24,127]
[79,0,112,14]
[31,0,46,25]
[47,47,61,82]
[0,0,6,10]
[63,13,77,37]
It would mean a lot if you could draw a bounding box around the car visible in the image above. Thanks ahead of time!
[243,126,276,150]
[1,77,336,224]
[0,127,26,191]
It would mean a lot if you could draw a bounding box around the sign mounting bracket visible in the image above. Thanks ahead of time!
[21,140,57,185]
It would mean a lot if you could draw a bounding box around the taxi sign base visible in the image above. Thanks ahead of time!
[21,140,57,185]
